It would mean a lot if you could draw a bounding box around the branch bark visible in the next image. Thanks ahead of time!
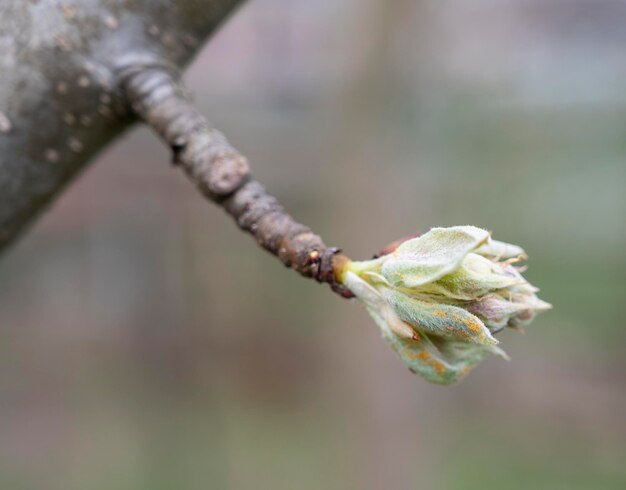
[120,64,351,296]
[0,0,242,250]
[0,0,352,296]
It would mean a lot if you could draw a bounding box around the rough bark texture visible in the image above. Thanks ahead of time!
[120,65,351,296]
[0,0,351,295]
[0,0,242,250]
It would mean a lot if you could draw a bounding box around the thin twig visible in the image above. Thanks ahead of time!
[119,64,353,297]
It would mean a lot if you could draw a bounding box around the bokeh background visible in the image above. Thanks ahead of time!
[2,1,626,489]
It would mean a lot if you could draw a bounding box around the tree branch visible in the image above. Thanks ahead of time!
[0,0,243,252]
[119,64,352,297]
[0,0,352,296]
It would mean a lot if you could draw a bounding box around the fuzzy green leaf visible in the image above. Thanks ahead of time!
[382,288,498,345]
[476,239,526,260]
[382,328,500,385]
[418,253,522,300]
[381,226,490,288]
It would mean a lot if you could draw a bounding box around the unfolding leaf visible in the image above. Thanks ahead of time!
[419,253,522,300]
[381,226,490,288]
[476,239,526,260]
[382,328,501,385]
[382,288,498,345]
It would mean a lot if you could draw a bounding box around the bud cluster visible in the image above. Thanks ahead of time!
[340,226,551,384]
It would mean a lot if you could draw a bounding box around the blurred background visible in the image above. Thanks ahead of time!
[1,0,626,489]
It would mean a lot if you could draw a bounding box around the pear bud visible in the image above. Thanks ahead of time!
[340,226,551,384]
